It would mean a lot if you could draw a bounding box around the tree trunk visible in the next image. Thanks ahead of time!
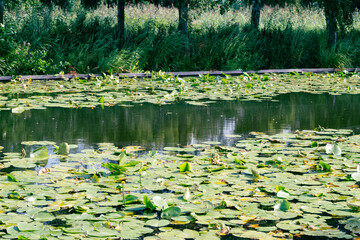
[251,0,261,30]
[323,1,337,45]
[0,0,4,25]
[178,0,189,34]
[118,0,125,48]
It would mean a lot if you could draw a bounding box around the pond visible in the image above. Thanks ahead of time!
[1,92,359,154]
[1,74,360,239]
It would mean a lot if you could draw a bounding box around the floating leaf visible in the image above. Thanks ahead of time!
[161,206,181,219]
[124,195,139,204]
[347,198,360,212]
[146,219,170,227]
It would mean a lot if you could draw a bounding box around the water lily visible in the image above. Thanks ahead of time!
[26,196,36,203]
[326,143,333,154]
[183,187,191,201]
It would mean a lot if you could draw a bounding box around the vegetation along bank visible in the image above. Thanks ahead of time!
[1,0,360,75]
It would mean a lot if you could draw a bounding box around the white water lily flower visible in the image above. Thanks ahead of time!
[153,196,168,210]
[155,178,164,184]
[183,187,191,201]
[325,143,333,154]
[333,143,342,157]
[26,196,36,203]
[277,190,290,199]
[352,165,360,181]
[274,202,281,211]
[352,173,360,181]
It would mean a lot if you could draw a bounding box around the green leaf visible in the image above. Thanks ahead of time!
[275,199,290,212]
[179,162,191,172]
[119,150,127,162]
[311,141,318,148]
[7,174,17,182]
[275,185,286,193]
[122,160,140,167]
[98,96,104,103]
[124,195,139,204]
[90,174,99,183]
[143,195,156,211]
[31,146,48,159]
[319,161,332,172]
[207,165,225,172]
[53,144,59,151]
[234,158,246,165]
[161,206,181,219]
[102,163,127,175]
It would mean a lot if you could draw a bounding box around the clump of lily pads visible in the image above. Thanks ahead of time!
[0,128,359,239]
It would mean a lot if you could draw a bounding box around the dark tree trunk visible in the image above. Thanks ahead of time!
[323,1,337,45]
[251,0,261,30]
[0,0,4,25]
[118,0,125,48]
[178,0,189,34]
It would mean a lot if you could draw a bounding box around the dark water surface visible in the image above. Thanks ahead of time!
[0,93,359,153]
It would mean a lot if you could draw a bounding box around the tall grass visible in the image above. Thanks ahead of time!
[1,2,360,75]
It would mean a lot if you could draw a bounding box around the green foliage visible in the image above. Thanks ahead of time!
[278,199,290,211]
[102,162,127,175]
[311,141,318,148]
[179,162,191,172]
[143,195,156,211]
[161,206,181,219]
[318,161,332,172]
[6,174,17,182]
[143,195,181,219]
[31,146,49,159]
[2,2,360,75]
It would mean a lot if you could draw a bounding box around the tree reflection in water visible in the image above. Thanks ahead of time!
[0,93,359,153]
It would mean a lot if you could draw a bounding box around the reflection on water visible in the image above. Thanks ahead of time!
[0,93,359,153]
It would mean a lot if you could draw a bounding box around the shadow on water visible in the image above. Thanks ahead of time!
[0,93,359,153]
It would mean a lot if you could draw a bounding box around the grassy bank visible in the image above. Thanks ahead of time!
[1,2,360,75]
